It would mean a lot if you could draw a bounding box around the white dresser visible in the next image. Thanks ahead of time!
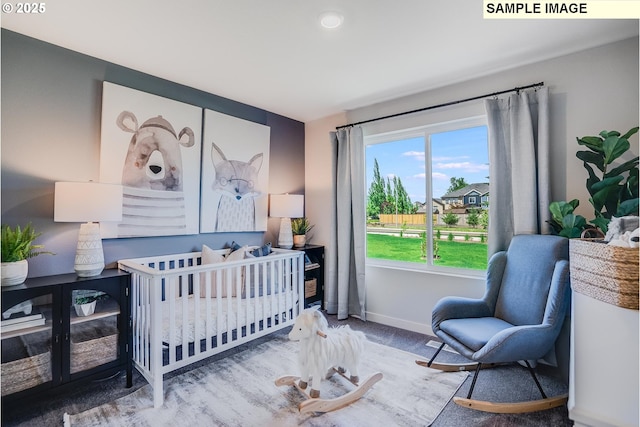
[569,290,639,427]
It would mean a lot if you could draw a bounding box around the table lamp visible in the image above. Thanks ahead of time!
[54,182,123,277]
[270,194,303,249]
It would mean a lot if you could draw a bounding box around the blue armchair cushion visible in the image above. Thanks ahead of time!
[439,317,514,352]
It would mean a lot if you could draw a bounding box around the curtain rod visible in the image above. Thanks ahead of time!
[335,81,544,130]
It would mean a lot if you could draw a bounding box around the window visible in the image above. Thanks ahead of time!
[365,117,489,273]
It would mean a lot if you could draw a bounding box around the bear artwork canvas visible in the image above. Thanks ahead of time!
[99,82,203,238]
[200,109,270,233]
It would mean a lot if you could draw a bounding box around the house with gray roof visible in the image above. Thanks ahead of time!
[441,183,489,210]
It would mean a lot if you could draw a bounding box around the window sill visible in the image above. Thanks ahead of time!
[366,259,485,280]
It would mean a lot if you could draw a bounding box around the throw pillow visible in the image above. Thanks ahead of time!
[202,244,225,264]
[200,246,247,298]
[226,245,248,262]
[250,242,272,257]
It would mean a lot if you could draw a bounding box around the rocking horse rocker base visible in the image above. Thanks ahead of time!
[276,367,383,414]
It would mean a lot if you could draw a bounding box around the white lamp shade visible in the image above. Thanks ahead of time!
[270,194,304,218]
[54,182,123,277]
[54,182,123,223]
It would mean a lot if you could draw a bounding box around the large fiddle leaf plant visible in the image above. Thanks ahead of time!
[548,126,639,236]
[576,127,639,234]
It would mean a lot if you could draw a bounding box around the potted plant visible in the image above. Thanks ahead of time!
[73,292,107,317]
[548,126,639,235]
[549,127,639,310]
[291,217,314,248]
[1,223,54,286]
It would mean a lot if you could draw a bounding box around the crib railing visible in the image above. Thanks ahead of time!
[118,248,304,407]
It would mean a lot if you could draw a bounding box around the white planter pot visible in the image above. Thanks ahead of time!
[1,260,28,286]
[293,235,306,248]
[74,300,97,317]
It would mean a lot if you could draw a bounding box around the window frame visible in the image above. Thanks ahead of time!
[364,115,488,277]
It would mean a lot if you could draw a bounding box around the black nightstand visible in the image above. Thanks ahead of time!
[293,245,324,308]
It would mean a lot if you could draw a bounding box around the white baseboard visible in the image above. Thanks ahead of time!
[365,311,434,336]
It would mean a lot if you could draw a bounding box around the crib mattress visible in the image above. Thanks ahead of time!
[160,294,295,343]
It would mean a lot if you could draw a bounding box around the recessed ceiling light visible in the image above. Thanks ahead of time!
[319,12,344,29]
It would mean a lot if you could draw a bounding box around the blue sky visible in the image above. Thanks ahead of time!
[365,125,489,203]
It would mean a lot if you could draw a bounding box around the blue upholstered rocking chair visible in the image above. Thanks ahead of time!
[417,234,570,413]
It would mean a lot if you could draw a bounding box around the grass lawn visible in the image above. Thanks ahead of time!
[367,233,488,270]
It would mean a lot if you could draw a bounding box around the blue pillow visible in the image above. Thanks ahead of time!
[250,242,272,257]
[228,241,243,251]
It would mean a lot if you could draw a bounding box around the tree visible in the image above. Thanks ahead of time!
[393,176,414,214]
[366,158,414,217]
[480,201,489,230]
[467,208,480,228]
[367,158,386,219]
[383,178,395,214]
[447,177,468,194]
[442,212,459,227]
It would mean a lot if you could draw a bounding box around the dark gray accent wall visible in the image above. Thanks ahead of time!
[1,29,305,277]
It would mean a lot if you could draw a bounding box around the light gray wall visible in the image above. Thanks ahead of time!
[1,29,305,278]
[306,37,639,334]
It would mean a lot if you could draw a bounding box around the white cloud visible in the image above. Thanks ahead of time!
[432,155,470,162]
[402,151,425,161]
[432,172,448,180]
[434,161,489,172]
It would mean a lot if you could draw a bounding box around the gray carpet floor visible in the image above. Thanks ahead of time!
[1,313,572,426]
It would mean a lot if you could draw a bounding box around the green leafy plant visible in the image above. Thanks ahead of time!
[547,199,588,238]
[577,127,639,233]
[548,126,639,236]
[74,293,108,305]
[291,217,314,235]
[1,223,54,262]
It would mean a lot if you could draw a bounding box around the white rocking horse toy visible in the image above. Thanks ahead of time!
[275,307,383,414]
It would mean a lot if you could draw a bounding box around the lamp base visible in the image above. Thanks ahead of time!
[278,217,293,249]
[74,222,105,277]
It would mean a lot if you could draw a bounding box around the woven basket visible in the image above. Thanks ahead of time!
[569,239,639,310]
[70,334,118,373]
[1,351,51,396]
[304,278,317,298]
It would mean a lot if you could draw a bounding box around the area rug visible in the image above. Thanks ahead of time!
[65,335,467,426]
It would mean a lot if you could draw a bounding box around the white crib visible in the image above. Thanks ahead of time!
[118,248,305,408]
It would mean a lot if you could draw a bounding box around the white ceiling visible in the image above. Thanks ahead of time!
[2,1,638,123]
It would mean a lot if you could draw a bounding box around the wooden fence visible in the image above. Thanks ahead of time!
[378,214,428,225]
[379,213,475,227]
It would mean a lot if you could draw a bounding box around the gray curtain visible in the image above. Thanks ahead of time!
[485,87,551,255]
[326,127,366,320]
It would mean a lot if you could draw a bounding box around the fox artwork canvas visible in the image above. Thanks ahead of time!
[200,109,270,233]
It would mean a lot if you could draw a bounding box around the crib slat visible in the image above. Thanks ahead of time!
[193,271,201,356]
[168,278,176,365]
[180,274,189,359]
